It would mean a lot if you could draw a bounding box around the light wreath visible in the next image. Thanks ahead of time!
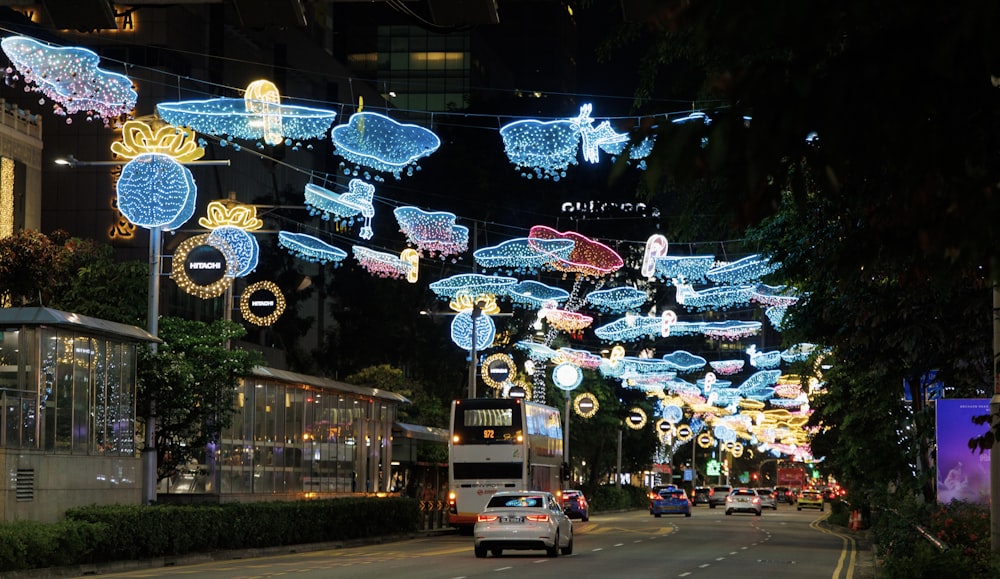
[625,407,647,430]
[675,424,693,442]
[170,233,236,298]
[697,432,714,449]
[240,280,286,326]
[480,353,515,389]
[656,419,674,443]
[573,393,599,418]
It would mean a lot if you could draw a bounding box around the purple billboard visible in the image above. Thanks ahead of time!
[935,399,990,504]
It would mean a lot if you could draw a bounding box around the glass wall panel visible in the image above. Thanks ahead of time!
[72,336,92,452]
[93,339,108,453]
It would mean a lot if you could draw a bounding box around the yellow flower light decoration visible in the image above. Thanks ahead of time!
[198,200,264,231]
[112,119,204,161]
[449,292,500,314]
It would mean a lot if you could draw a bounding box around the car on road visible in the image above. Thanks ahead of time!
[650,487,692,517]
[474,491,574,558]
[692,486,712,505]
[560,489,589,522]
[754,487,778,510]
[797,489,825,511]
[725,487,762,516]
[774,486,797,504]
[708,485,733,509]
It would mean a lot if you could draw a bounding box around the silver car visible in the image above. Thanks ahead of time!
[754,487,778,510]
[474,491,574,558]
[725,487,763,516]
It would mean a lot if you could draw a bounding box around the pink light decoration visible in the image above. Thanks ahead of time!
[528,225,623,277]
[554,347,603,370]
[352,245,414,280]
[709,360,745,376]
[540,307,593,332]
[393,206,469,258]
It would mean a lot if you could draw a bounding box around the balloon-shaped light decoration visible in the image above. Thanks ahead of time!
[331,111,440,180]
[199,200,263,278]
[552,362,583,391]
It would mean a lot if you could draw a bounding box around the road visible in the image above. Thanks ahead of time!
[74,506,865,579]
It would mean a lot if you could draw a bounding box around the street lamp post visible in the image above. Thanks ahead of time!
[468,300,484,399]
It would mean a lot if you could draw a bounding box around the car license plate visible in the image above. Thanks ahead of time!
[500,516,524,523]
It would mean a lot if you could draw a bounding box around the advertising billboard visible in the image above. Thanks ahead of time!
[935,399,990,504]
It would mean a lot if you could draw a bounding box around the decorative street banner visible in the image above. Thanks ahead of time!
[935,399,990,504]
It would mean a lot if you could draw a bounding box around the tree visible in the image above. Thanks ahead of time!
[136,317,263,482]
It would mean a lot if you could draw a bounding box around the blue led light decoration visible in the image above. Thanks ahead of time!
[278,231,348,265]
[199,200,264,278]
[675,284,755,312]
[157,80,337,148]
[1,36,137,125]
[353,246,419,281]
[706,254,779,285]
[652,255,715,284]
[428,273,518,300]
[507,280,570,309]
[331,111,440,180]
[586,286,648,314]
[116,153,197,230]
[499,103,653,180]
[746,344,782,369]
[304,179,375,239]
[393,206,469,258]
[552,363,584,391]
[473,237,576,275]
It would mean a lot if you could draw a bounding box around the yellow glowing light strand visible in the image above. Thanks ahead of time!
[198,200,263,231]
[111,120,205,162]
[480,353,516,389]
[449,292,500,315]
[625,407,648,430]
[0,157,13,239]
[239,280,287,326]
[573,393,600,418]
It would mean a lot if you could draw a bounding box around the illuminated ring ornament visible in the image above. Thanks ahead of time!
[730,442,745,458]
[573,393,599,418]
[675,424,693,442]
[239,280,286,326]
[481,353,516,389]
[656,419,675,442]
[170,234,237,298]
[696,432,714,449]
[625,407,648,430]
[552,362,583,391]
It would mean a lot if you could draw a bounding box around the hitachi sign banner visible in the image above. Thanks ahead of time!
[185,245,227,286]
[247,286,278,319]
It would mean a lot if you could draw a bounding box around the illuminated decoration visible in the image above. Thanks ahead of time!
[199,200,264,278]
[538,305,593,334]
[709,359,745,376]
[499,103,653,180]
[675,424,693,442]
[507,280,569,309]
[625,407,648,430]
[573,393,599,418]
[116,153,196,231]
[528,225,623,277]
[697,432,714,448]
[656,419,674,442]
[0,157,12,238]
[157,80,337,147]
[593,315,663,342]
[746,344,782,369]
[450,291,500,315]
[352,246,418,280]
[675,284,754,311]
[751,284,800,307]
[304,179,375,239]
[765,305,788,330]
[586,286,647,314]
[239,280,286,326]
[331,111,440,179]
[781,343,821,364]
[473,237,576,274]
[552,363,583,391]
[553,347,603,371]
[661,350,707,373]
[450,310,496,351]
[428,273,518,300]
[170,234,237,298]
[737,370,782,394]
[652,255,715,283]
[701,320,762,341]
[706,254,779,285]
[1,36,136,124]
[393,206,469,258]
[515,340,558,362]
[108,196,135,240]
[112,121,204,162]
[661,404,684,423]
[641,234,668,278]
[481,353,516,389]
[278,231,348,265]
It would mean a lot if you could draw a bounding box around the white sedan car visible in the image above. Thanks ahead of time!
[474,491,574,558]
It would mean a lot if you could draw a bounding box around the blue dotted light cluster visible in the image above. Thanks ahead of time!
[116,153,196,230]
[652,255,715,283]
[507,280,569,309]
[351,246,414,279]
[157,97,336,147]
[585,286,648,313]
[277,231,347,265]
[304,180,375,239]
[473,237,576,274]
[428,273,518,300]
[706,254,779,285]
[331,112,440,179]
[450,311,496,351]
[207,225,259,277]
[675,284,755,311]
[746,344,782,369]
[393,206,469,258]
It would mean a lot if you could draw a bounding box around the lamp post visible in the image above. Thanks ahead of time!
[468,300,485,399]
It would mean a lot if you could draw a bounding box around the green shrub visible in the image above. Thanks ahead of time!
[0,519,106,572]
[590,484,649,511]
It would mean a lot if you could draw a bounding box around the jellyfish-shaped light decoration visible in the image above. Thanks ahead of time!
[278,231,348,265]
[393,206,469,258]
[331,111,440,180]
[304,179,376,239]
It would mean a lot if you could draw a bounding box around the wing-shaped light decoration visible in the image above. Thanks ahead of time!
[675,284,755,311]
[331,111,440,180]
[199,200,264,278]
[553,347,603,370]
[652,255,715,284]
[428,273,518,300]
[706,254,779,284]
[157,79,337,148]
[661,350,708,373]
[528,225,623,278]
[701,320,762,341]
[352,246,419,281]
[515,340,559,362]
[538,305,593,333]
[278,231,348,265]
[473,237,576,275]
[507,280,570,309]
[751,284,800,307]
[393,206,469,258]
[304,179,376,239]
[1,36,136,124]
[746,344,782,369]
[586,286,648,313]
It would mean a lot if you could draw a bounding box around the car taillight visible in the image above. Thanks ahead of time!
[477,514,498,522]
[525,515,549,522]
[753,497,760,504]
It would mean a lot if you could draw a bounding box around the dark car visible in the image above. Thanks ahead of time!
[774,486,796,504]
[692,486,712,505]
[708,485,733,508]
[650,487,692,517]
[560,489,589,522]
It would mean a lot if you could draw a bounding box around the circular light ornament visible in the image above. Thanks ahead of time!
[625,407,647,430]
[697,432,714,448]
[675,423,693,442]
[170,234,237,298]
[240,280,286,326]
[481,353,516,389]
[656,419,674,442]
[662,404,684,424]
[450,311,496,351]
[507,381,531,399]
[552,362,583,391]
[730,441,745,458]
[573,392,599,418]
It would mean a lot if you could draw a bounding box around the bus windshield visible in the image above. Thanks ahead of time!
[452,403,523,444]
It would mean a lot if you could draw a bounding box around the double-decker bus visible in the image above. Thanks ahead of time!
[447,398,564,531]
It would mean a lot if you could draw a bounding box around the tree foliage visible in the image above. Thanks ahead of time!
[136,317,263,482]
